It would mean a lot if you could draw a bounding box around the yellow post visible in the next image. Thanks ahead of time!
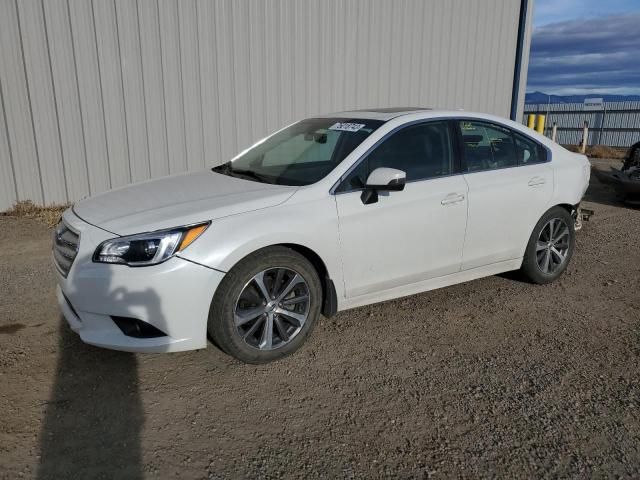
[527,114,536,129]
[535,114,545,134]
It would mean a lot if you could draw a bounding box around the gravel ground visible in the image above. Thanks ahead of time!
[1,161,639,479]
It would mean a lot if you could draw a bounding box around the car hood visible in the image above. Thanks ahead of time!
[73,170,297,236]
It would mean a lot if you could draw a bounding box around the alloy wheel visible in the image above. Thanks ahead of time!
[536,218,570,274]
[234,268,310,350]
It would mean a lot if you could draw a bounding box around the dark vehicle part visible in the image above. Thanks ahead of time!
[622,141,640,172]
[592,141,640,203]
[573,205,594,231]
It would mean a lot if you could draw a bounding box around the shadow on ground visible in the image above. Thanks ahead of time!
[36,320,144,479]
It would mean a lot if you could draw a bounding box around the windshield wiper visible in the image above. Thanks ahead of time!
[211,163,273,184]
[211,163,232,174]
[230,169,274,184]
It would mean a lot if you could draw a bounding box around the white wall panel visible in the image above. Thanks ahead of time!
[18,0,69,204]
[2,0,46,204]
[1,0,38,206]
[178,0,204,171]
[137,0,169,178]
[263,0,281,130]
[213,0,237,162]
[231,0,253,150]
[0,0,531,210]
[68,0,111,195]
[0,77,17,209]
[158,0,187,174]
[196,0,222,165]
[116,0,151,183]
[43,0,90,199]
[247,0,267,139]
[93,0,130,188]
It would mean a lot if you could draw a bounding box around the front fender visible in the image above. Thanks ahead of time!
[177,196,345,303]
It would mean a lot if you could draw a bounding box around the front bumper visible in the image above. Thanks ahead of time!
[54,209,225,353]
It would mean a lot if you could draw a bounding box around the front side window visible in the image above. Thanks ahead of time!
[212,118,383,186]
[338,121,453,191]
[458,121,517,172]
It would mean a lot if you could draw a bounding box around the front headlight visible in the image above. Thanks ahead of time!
[93,222,209,266]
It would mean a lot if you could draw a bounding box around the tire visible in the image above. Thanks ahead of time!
[207,246,322,364]
[520,206,576,284]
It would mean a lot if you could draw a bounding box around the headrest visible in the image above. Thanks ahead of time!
[462,135,483,144]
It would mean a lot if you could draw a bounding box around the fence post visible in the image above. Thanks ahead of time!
[551,122,557,142]
[600,106,607,145]
[580,121,589,153]
[535,114,545,135]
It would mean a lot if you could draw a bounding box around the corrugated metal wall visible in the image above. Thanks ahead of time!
[0,0,525,210]
[524,102,640,147]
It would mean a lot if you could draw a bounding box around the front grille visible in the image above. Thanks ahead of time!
[53,220,79,277]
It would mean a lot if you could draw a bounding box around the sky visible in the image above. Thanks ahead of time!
[526,0,640,95]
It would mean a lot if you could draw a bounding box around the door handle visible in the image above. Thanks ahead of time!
[441,193,465,205]
[528,176,546,187]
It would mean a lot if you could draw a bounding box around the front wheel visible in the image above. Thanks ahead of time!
[520,206,576,284]
[208,246,322,364]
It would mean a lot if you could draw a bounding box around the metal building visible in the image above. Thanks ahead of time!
[0,0,533,210]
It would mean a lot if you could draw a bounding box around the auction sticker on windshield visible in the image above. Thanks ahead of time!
[329,122,366,132]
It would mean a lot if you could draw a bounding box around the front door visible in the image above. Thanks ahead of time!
[334,121,468,298]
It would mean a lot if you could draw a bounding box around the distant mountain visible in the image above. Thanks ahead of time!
[525,91,640,104]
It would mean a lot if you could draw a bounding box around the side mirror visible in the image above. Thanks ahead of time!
[361,167,406,204]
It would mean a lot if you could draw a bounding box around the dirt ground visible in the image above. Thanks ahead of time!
[1,160,639,479]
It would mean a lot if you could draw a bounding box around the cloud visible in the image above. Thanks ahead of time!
[533,0,639,27]
[533,0,583,26]
[526,13,640,94]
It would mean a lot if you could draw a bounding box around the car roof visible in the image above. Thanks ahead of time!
[320,107,432,121]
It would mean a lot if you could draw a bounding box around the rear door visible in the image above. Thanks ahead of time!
[457,120,553,270]
[334,121,468,298]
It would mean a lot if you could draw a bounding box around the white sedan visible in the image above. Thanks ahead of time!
[53,108,590,363]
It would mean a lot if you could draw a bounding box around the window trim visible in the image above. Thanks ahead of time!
[330,118,462,195]
[455,118,551,175]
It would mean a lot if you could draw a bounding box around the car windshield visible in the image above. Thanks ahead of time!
[212,118,383,186]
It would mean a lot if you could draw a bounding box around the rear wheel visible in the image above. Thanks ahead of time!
[520,206,576,284]
[208,246,322,364]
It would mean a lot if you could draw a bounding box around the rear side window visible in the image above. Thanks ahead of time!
[514,132,547,165]
[458,121,517,172]
[337,121,453,191]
